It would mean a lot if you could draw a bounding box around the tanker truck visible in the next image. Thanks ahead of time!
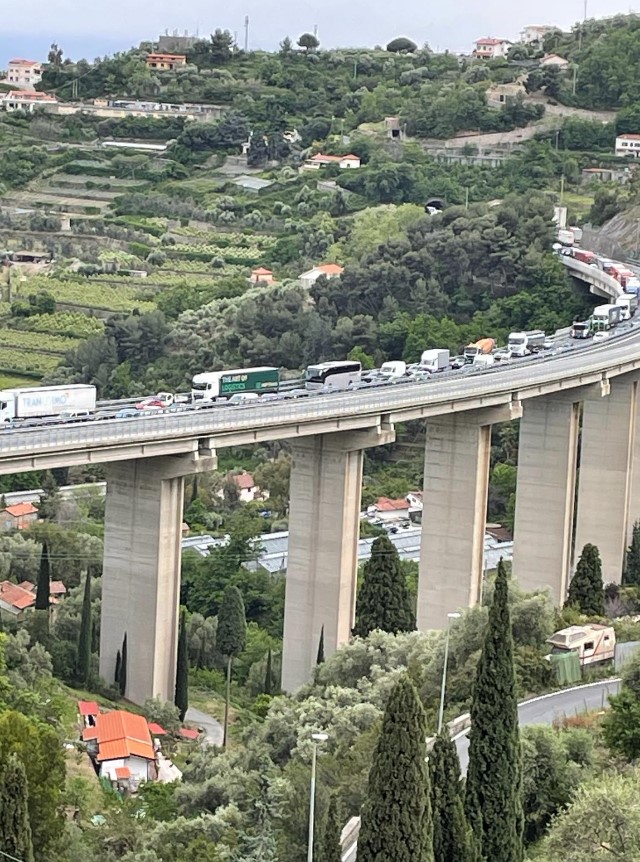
[463,338,495,364]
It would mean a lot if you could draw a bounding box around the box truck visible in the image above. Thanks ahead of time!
[192,367,279,401]
[591,304,622,331]
[419,349,450,373]
[0,384,97,424]
[507,330,546,357]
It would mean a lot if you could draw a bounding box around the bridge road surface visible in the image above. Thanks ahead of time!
[342,679,621,862]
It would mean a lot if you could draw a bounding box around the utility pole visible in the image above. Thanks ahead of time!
[465,186,469,210]
[244,15,249,52]
[313,23,318,37]
[560,173,565,205]
[572,63,578,96]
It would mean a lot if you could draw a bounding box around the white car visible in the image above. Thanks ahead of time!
[593,331,609,342]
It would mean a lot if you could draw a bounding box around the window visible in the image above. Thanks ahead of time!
[583,641,594,651]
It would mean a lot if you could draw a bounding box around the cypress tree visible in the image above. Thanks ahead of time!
[358,674,433,862]
[623,521,640,586]
[465,559,523,862]
[175,608,189,720]
[316,625,325,664]
[566,543,605,616]
[114,649,121,685]
[0,753,34,862]
[35,541,50,611]
[353,534,415,638]
[264,647,273,695]
[317,794,343,862]
[217,585,247,747]
[77,568,92,685]
[119,633,128,697]
[430,734,476,862]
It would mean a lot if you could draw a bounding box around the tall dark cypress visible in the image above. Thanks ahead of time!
[353,535,415,638]
[624,522,640,586]
[358,675,433,862]
[217,585,247,747]
[114,649,121,685]
[77,569,92,685]
[119,633,128,697]
[430,734,476,862]
[35,541,50,611]
[174,608,189,721]
[264,648,273,695]
[317,794,343,862]
[0,753,34,862]
[316,625,325,664]
[465,559,523,862]
[566,543,605,616]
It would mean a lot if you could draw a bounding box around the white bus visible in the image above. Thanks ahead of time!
[304,360,361,391]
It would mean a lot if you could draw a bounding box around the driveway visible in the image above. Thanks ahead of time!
[185,706,224,747]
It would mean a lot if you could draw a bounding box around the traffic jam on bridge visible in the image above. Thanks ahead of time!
[1,229,637,433]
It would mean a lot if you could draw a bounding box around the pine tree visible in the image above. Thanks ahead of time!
[119,633,128,697]
[175,608,189,721]
[264,648,273,695]
[566,543,605,616]
[77,568,92,685]
[115,649,121,685]
[0,753,35,862]
[35,541,50,611]
[358,675,433,862]
[465,559,523,862]
[316,625,325,664]
[430,734,476,862]
[353,535,415,638]
[623,521,640,586]
[317,794,343,862]
[217,585,247,747]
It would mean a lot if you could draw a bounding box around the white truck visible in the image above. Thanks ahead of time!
[615,294,637,320]
[419,349,449,373]
[473,353,495,368]
[377,361,407,380]
[507,330,546,357]
[592,303,622,331]
[0,384,96,424]
[557,228,575,246]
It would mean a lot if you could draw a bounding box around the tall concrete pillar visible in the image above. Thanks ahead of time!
[574,376,639,584]
[418,404,521,630]
[512,396,580,603]
[282,425,394,692]
[100,452,215,705]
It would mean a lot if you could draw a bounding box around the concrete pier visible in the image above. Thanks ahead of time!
[418,405,520,630]
[281,426,394,692]
[574,376,639,584]
[100,452,214,705]
[512,396,580,603]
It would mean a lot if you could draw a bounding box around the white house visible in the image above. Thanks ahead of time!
[218,471,268,504]
[540,53,569,68]
[616,134,640,157]
[6,59,42,88]
[83,710,156,787]
[1,90,58,113]
[472,38,512,59]
[304,153,361,170]
[299,263,344,289]
[520,25,556,46]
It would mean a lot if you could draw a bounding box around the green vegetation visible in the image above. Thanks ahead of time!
[566,544,605,616]
[353,534,416,638]
[430,733,476,862]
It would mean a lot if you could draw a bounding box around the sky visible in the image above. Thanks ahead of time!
[0,0,636,66]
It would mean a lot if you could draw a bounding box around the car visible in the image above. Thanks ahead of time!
[258,393,281,403]
[116,408,140,418]
[450,355,466,370]
[543,337,555,350]
[227,392,260,405]
[593,330,609,342]
[284,388,311,399]
[493,348,512,362]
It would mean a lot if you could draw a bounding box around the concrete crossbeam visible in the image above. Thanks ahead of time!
[99,453,215,705]
[281,427,395,692]
[574,375,639,584]
[512,395,580,603]
[417,410,495,630]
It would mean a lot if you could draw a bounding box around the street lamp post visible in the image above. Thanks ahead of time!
[437,612,461,734]
[307,731,329,862]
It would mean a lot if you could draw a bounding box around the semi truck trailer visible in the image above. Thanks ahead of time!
[0,384,97,423]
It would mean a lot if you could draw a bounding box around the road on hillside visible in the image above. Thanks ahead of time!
[185,706,224,747]
[455,678,621,773]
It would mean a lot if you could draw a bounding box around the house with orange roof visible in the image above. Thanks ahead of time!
[304,153,361,170]
[249,266,275,285]
[6,59,42,88]
[78,700,99,728]
[0,578,65,621]
[1,501,38,531]
[473,37,512,59]
[299,262,344,289]
[83,710,156,784]
[218,471,268,504]
[0,90,58,113]
[145,53,187,71]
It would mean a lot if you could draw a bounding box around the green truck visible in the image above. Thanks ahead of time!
[191,367,280,401]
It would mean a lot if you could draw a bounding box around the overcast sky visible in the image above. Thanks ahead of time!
[1,0,636,65]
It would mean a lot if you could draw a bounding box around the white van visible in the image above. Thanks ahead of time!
[227,392,260,405]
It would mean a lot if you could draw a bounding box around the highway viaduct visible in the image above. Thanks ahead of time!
[0,257,637,703]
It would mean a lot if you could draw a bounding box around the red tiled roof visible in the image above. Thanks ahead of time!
[4,502,38,518]
[619,134,640,141]
[92,711,155,762]
[82,727,98,741]
[340,154,360,161]
[310,153,342,162]
[146,53,186,61]
[317,263,344,275]
[115,766,131,780]
[375,496,410,512]
[78,700,99,717]
[179,727,200,740]
[475,37,507,45]
[4,91,57,102]
[18,580,35,592]
[0,581,35,611]
[49,580,66,595]
[9,59,40,66]
[252,267,273,275]
[147,722,167,736]
[231,472,255,490]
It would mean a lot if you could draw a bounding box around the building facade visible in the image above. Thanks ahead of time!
[6,59,42,87]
